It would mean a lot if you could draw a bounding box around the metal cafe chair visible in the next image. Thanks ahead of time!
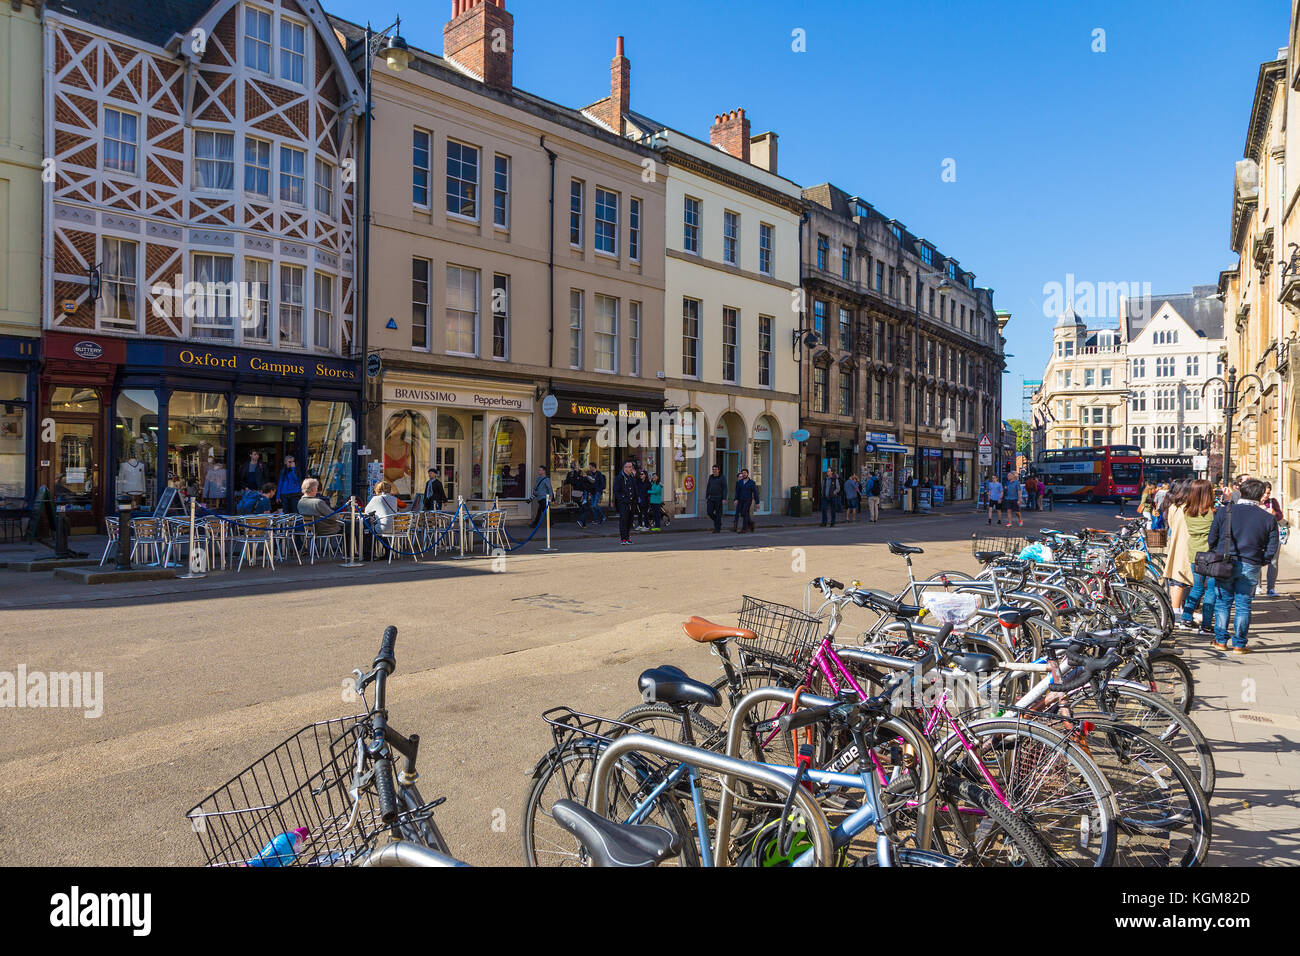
[100,516,119,566]
[232,515,276,571]
[272,514,304,566]
[303,516,346,564]
[129,517,167,567]
[372,511,418,564]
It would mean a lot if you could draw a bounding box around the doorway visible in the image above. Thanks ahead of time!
[715,413,744,515]
[233,424,298,492]
[46,385,104,532]
[436,413,465,504]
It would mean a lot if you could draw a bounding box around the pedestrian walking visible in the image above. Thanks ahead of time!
[1207,478,1278,652]
[865,470,882,522]
[734,468,757,533]
[1259,482,1284,596]
[573,466,597,528]
[530,466,553,526]
[613,460,638,545]
[422,467,448,511]
[648,474,664,530]
[986,474,1004,524]
[1179,479,1217,634]
[1165,479,1193,619]
[1005,472,1024,527]
[1137,481,1155,528]
[705,464,726,533]
[276,455,302,516]
[635,469,652,532]
[820,468,842,527]
[844,474,861,523]
[587,463,607,525]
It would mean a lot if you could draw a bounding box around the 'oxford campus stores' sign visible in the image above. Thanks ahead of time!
[384,384,533,412]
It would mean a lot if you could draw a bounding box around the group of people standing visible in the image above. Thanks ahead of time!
[818,467,883,526]
[1146,475,1283,653]
[234,450,306,516]
[983,472,1038,526]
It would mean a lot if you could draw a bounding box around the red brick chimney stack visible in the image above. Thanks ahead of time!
[710,109,750,163]
[611,35,630,130]
[444,0,514,91]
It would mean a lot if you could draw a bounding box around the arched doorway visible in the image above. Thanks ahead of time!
[669,408,703,517]
[751,415,779,514]
[715,410,746,514]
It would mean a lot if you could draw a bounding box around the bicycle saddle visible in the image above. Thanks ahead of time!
[550,799,681,868]
[973,550,1005,564]
[638,665,722,709]
[887,541,925,556]
[995,605,1043,628]
[952,652,999,674]
[681,616,757,644]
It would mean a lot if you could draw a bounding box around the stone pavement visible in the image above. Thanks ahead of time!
[1179,560,1300,864]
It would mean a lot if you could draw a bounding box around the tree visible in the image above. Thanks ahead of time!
[1007,419,1031,455]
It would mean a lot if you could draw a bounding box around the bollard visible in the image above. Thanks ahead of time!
[116,495,134,571]
[341,496,364,567]
[540,493,557,553]
[454,496,468,559]
[53,503,73,558]
[178,496,206,579]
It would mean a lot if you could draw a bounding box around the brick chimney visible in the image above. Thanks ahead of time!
[710,109,750,163]
[587,36,630,135]
[444,0,513,91]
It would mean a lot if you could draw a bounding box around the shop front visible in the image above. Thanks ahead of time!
[859,432,908,509]
[665,406,705,518]
[382,377,534,512]
[41,333,361,529]
[546,387,666,507]
[1,335,41,510]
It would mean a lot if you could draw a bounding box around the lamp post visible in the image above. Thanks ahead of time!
[357,19,411,499]
[1201,366,1262,484]
[910,269,952,511]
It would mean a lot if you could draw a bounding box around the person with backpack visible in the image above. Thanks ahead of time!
[843,473,861,523]
[705,464,727,533]
[733,468,758,533]
[864,470,882,522]
[1206,478,1278,653]
[237,481,276,515]
[821,468,842,527]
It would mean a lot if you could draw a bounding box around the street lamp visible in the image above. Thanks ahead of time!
[1200,366,1263,484]
[910,269,953,511]
[357,18,409,500]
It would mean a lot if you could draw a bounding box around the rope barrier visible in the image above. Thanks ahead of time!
[358,502,468,558]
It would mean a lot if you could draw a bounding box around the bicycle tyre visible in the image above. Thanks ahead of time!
[520,742,701,867]
[936,717,1119,868]
[1067,684,1215,799]
[1116,650,1195,714]
[930,776,1056,867]
[1079,719,1211,868]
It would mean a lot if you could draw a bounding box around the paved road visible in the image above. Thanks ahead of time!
[0,503,1293,866]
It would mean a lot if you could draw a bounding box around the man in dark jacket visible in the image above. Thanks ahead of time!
[612,460,639,544]
[530,466,553,526]
[705,464,727,533]
[821,468,842,527]
[423,468,448,511]
[1207,478,1278,653]
[733,469,758,533]
[587,464,607,525]
[237,451,267,493]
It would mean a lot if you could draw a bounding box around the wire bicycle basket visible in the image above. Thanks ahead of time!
[186,716,430,867]
[971,532,1027,557]
[737,596,823,669]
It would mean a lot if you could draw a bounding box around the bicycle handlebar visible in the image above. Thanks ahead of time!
[375,625,398,674]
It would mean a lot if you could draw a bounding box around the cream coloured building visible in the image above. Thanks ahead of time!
[601,107,801,517]
[1032,311,1127,450]
[0,0,41,500]
[346,5,667,518]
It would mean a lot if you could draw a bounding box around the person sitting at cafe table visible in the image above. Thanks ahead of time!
[298,477,342,536]
[364,480,402,535]
[237,482,277,515]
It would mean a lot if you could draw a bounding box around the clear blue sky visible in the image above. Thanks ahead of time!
[331,0,1291,416]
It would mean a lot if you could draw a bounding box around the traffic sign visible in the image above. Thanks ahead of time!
[978,434,993,449]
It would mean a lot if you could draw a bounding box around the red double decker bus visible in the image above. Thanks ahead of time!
[1034,445,1143,502]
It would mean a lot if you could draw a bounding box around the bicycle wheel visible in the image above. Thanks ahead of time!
[707,664,802,765]
[1068,684,1215,799]
[937,717,1119,867]
[929,776,1056,867]
[1111,582,1173,641]
[1078,719,1211,867]
[1116,650,1195,714]
[521,742,701,867]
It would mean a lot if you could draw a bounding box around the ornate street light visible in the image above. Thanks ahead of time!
[1200,366,1263,483]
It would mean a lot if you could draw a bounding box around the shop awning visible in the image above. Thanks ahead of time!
[867,441,909,454]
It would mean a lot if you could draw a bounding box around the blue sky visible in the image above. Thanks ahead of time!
[330,0,1291,414]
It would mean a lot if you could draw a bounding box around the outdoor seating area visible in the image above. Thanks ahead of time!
[96,504,521,572]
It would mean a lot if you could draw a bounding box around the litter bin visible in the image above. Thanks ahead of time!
[788,485,813,517]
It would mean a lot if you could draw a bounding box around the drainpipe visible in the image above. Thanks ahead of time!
[541,136,556,371]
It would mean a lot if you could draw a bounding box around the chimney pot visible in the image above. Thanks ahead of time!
[616,35,624,56]
[444,0,514,89]
[710,108,752,163]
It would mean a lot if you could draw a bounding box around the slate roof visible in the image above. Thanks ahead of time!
[45,0,214,47]
[1124,285,1225,341]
